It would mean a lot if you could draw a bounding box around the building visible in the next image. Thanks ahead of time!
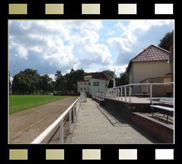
[141,75,172,96]
[77,72,111,96]
[167,39,174,82]
[127,44,172,96]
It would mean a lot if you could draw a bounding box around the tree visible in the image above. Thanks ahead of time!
[115,70,129,87]
[12,69,40,94]
[39,74,52,93]
[55,70,66,92]
[103,70,115,79]
[118,72,129,85]
[64,68,85,93]
[23,69,40,94]
[158,31,173,51]
[9,70,11,89]
[49,81,56,92]
[12,71,30,94]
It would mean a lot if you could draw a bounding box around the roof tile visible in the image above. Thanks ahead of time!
[131,45,169,62]
[86,72,111,80]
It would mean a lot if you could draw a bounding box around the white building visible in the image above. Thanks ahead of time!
[77,72,111,96]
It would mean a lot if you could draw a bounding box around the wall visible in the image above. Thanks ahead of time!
[131,113,173,143]
[129,61,170,94]
[133,61,170,83]
[89,78,107,95]
[104,98,151,120]
[141,76,173,96]
[77,81,89,93]
[103,98,173,143]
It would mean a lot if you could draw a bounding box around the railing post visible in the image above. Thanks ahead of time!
[60,119,64,144]
[73,106,76,122]
[121,87,122,101]
[116,89,117,99]
[118,88,119,100]
[125,86,126,102]
[150,84,152,104]
[115,89,116,99]
[129,85,131,103]
[69,110,72,134]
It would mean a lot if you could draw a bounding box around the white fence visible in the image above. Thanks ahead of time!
[31,97,82,144]
[92,82,174,104]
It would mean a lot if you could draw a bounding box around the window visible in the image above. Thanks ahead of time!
[81,88,82,90]
[84,82,86,85]
[84,88,86,90]
[93,82,99,86]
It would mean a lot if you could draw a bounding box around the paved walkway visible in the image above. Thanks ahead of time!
[66,98,161,144]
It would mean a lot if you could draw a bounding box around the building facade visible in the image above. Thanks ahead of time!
[127,45,171,96]
[77,72,111,96]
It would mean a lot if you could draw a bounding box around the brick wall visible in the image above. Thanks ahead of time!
[131,113,173,143]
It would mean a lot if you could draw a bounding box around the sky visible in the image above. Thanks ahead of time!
[9,20,174,81]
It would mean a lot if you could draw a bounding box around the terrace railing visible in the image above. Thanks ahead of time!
[92,82,174,104]
[31,95,84,144]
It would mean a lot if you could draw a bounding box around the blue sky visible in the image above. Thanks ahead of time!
[9,20,174,80]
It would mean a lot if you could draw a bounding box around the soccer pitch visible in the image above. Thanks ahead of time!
[9,95,76,114]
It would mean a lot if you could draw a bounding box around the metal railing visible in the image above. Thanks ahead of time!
[31,97,82,144]
[92,82,174,104]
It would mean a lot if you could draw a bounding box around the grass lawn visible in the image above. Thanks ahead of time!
[9,95,77,114]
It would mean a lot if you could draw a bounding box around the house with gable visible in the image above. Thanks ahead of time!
[127,44,173,96]
[77,72,111,96]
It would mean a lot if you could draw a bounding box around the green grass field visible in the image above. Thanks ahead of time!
[9,95,76,114]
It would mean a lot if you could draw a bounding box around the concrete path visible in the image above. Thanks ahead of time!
[66,98,161,144]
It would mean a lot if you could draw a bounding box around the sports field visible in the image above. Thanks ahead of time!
[9,95,77,114]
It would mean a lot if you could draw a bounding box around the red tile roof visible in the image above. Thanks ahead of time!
[130,45,170,62]
[127,45,170,72]
[86,72,111,80]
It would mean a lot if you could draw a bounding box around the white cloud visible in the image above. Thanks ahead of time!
[29,46,43,53]
[108,20,174,54]
[84,43,112,64]
[107,20,174,66]
[67,20,103,31]
[107,37,132,53]
[116,20,173,33]
[69,28,112,65]
[77,29,99,45]
[43,45,75,67]
[9,20,174,77]
[15,46,28,60]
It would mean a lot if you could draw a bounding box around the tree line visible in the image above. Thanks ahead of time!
[10,68,86,95]
[10,68,129,95]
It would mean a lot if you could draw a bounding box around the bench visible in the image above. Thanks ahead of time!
[150,97,174,122]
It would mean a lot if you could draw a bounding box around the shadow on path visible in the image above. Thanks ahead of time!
[93,100,163,144]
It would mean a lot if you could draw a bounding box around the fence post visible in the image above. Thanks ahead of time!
[60,119,64,144]
[125,86,126,102]
[150,84,152,104]
[69,110,72,134]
